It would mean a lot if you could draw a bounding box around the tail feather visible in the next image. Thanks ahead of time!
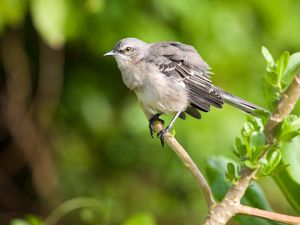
[216,88,269,117]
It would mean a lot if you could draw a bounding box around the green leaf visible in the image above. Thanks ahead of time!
[24,215,44,225]
[242,122,254,137]
[261,47,294,110]
[251,146,265,163]
[10,215,44,225]
[282,52,300,88]
[205,157,231,200]
[269,150,282,170]
[205,157,281,225]
[277,115,300,142]
[122,213,156,225]
[235,117,267,168]
[234,137,247,159]
[259,150,282,176]
[0,0,27,29]
[274,165,300,215]
[231,146,240,158]
[269,162,289,176]
[262,46,275,68]
[235,137,242,150]
[291,116,300,130]
[263,77,280,110]
[250,131,265,148]
[244,160,258,169]
[80,208,95,224]
[274,137,300,214]
[225,162,240,183]
[279,130,300,142]
[248,116,264,131]
[10,219,31,225]
[30,0,67,48]
[227,162,235,174]
[275,51,290,88]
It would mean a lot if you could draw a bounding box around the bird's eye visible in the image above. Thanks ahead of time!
[125,47,132,52]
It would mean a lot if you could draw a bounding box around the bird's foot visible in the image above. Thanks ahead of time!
[149,114,164,138]
[157,127,169,147]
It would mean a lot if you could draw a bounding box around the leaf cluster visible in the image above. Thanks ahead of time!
[262,47,300,110]
[226,47,300,183]
[226,116,277,182]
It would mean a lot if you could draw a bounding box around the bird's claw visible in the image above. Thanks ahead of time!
[157,127,169,147]
[149,114,164,138]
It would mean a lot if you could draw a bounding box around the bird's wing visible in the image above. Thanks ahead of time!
[146,41,224,113]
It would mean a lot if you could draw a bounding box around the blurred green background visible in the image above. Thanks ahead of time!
[0,0,300,224]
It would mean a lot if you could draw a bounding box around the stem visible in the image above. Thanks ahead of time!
[44,197,102,225]
[153,121,216,207]
[238,205,300,225]
[264,73,300,144]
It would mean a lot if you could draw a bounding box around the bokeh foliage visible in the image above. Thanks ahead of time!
[0,0,300,225]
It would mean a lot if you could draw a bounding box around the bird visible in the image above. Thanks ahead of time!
[104,37,267,146]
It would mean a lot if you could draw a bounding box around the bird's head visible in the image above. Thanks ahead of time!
[104,38,148,65]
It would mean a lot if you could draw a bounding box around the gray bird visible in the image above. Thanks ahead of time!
[104,37,267,146]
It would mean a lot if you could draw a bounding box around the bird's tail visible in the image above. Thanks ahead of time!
[216,88,269,117]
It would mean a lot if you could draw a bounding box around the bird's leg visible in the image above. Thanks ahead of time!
[158,111,182,147]
[149,113,164,138]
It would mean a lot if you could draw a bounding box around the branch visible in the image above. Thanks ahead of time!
[44,198,101,225]
[0,31,59,200]
[153,121,216,207]
[150,71,300,224]
[31,39,64,130]
[238,204,300,225]
[203,71,300,225]
[264,73,300,143]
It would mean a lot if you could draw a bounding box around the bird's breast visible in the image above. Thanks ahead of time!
[117,60,189,114]
[135,71,189,114]
[117,60,146,90]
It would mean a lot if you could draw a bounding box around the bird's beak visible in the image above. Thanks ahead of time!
[104,50,116,57]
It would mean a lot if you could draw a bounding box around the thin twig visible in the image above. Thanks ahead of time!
[153,121,216,207]
[44,198,102,225]
[238,204,300,225]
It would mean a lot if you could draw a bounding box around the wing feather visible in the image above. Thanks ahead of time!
[145,41,224,116]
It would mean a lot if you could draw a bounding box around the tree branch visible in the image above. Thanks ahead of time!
[238,204,300,225]
[153,121,216,207]
[203,71,300,225]
[0,30,59,201]
[151,71,300,224]
[264,73,300,144]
